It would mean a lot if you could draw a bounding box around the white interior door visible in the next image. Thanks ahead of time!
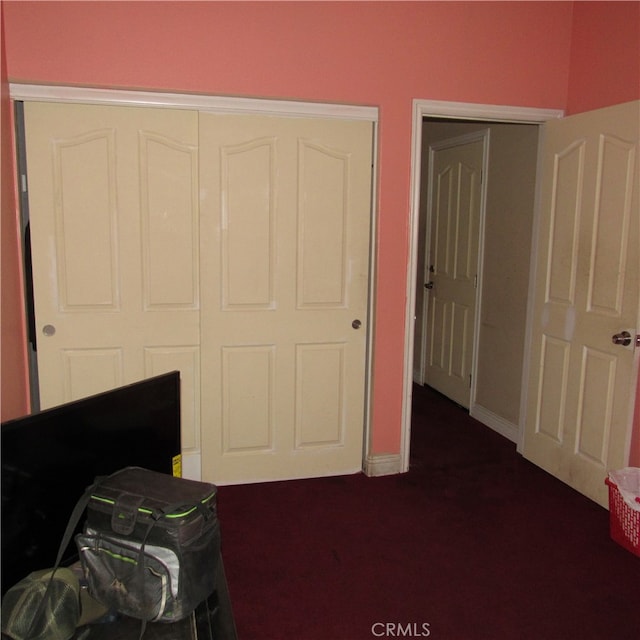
[422,135,485,408]
[523,101,639,507]
[199,113,373,484]
[24,102,203,472]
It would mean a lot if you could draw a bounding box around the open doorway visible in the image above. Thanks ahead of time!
[401,100,564,473]
[415,117,539,414]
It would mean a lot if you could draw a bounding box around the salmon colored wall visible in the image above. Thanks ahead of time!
[566,1,640,115]
[0,3,29,421]
[1,1,636,459]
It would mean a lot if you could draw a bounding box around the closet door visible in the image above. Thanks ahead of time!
[199,114,373,483]
[24,102,202,474]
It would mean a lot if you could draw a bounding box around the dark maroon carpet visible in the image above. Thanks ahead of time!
[218,385,640,640]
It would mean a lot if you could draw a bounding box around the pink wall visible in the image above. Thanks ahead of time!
[1,1,637,459]
[0,3,29,421]
[566,1,640,115]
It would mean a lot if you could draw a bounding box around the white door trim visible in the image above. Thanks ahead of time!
[403,99,564,472]
[9,83,378,121]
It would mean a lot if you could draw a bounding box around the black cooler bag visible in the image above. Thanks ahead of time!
[75,467,220,623]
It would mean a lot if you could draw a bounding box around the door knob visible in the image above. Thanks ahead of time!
[352,319,362,329]
[424,282,434,290]
[42,324,56,337]
[612,331,632,346]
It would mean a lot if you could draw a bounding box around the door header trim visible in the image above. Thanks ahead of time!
[414,99,564,123]
[9,84,379,122]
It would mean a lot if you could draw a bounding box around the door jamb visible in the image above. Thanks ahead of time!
[403,99,563,472]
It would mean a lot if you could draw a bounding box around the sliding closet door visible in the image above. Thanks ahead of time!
[24,102,374,483]
[24,102,202,473]
[199,114,373,483]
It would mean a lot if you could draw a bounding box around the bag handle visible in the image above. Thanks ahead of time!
[55,481,100,567]
[112,492,146,535]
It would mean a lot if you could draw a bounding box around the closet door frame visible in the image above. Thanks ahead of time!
[9,83,379,480]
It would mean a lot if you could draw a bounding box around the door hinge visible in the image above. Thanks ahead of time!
[21,173,28,193]
[474,274,478,289]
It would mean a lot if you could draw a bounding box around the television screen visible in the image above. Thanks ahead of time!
[1,372,181,595]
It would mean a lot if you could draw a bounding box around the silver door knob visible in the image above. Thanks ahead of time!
[612,331,631,346]
[42,324,56,337]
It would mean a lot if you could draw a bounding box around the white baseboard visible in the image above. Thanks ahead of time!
[180,452,201,480]
[470,404,519,443]
[364,453,403,477]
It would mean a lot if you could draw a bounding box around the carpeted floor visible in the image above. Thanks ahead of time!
[218,384,640,640]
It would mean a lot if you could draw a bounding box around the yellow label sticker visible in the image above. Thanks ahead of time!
[172,454,183,478]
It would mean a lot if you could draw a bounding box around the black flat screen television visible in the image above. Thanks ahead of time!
[1,371,181,595]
